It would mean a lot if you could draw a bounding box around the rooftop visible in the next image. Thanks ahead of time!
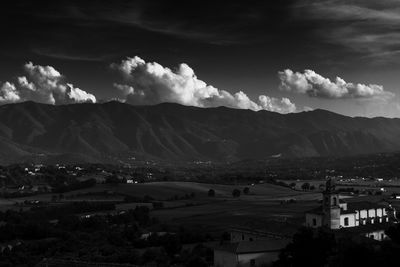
[215,238,291,254]
[230,226,291,239]
[346,201,387,213]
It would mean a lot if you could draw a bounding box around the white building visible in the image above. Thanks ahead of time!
[305,178,396,241]
[214,238,290,267]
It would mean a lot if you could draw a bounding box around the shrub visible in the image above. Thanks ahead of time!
[232,189,241,198]
[208,189,215,197]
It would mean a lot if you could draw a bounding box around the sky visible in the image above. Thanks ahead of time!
[1,0,400,117]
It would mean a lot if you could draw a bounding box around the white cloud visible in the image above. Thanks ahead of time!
[0,62,96,105]
[17,76,36,91]
[258,95,297,113]
[278,69,394,100]
[113,83,134,96]
[0,82,20,103]
[65,83,96,104]
[111,56,297,113]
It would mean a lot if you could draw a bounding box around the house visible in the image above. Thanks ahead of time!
[0,240,22,253]
[140,231,174,240]
[214,227,290,267]
[305,178,397,241]
[214,238,290,267]
[230,227,290,242]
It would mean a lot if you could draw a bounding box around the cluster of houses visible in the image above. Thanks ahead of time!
[214,178,398,267]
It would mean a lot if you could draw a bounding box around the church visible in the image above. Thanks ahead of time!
[305,178,397,241]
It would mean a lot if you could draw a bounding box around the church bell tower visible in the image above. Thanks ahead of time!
[322,178,341,229]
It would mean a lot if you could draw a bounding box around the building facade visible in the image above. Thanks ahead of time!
[214,238,290,267]
[305,178,396,241]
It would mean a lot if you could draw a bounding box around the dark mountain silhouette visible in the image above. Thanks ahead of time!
[0,101,400,164]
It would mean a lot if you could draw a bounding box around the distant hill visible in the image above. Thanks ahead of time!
[1,101,400,164]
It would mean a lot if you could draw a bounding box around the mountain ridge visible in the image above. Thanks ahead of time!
[0,101,400,164]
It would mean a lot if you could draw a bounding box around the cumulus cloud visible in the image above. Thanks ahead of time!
[0,62,96,105]
[0,82,20,103]
[278,69,394,100]
[111,56,297,113]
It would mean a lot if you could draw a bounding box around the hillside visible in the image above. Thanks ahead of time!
[1,101,400,164]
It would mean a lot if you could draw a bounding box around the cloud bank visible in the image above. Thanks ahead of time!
[111,56,297,113]
[278,69,394,100]
[0,62,96,105]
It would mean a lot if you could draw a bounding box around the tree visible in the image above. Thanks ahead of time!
[208,189,215,197]
[386,223,400,245]
[221,232,230,241]
[163,234,182,256]
[310,185,316,191]
[301,182,310,191]
[289,182,296,188]
[275,227,336,267]
[243,187,250,195]
[232,189,241,198]
[186,256,208,267]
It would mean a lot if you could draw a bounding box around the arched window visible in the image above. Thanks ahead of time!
[333,197,337,206]
[312,218,317,226]
[344,217,349,226]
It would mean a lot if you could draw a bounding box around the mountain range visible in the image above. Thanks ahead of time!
[0,101,400,164]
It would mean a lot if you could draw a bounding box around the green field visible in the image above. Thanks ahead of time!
[4,180,394,237]
[10,181,314,201]
[0,181,326,236]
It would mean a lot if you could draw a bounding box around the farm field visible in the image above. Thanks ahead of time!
[0,181,319,214]
[150,198,319,234]
[60,181,309,199]
[2,180,395,237]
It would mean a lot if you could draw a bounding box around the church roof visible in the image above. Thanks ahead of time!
[346,201,386,213]
[341,210,357,215]
[306,201,388,215]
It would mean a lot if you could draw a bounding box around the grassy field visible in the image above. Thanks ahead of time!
[58,181,310,199]
[3,179,399,241]
[0,180,319,212]
[0,181,330,237]
[4,180,395,237]
[150,198,318,234]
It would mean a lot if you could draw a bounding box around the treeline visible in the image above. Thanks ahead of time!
[52,178,97,193]
[274,226,400,266]
[0,202,213,267]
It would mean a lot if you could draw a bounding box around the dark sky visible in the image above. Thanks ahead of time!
[1,0,400,117]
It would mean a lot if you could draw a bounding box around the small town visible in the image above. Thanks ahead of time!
[1,157,400,266]
[3,0,400,266]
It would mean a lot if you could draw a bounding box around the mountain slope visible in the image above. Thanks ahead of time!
[0,101,400,164]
